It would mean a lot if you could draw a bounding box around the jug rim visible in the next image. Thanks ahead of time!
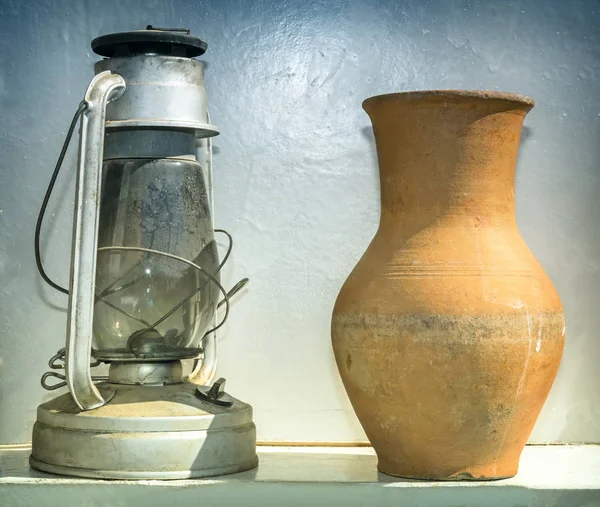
[362,90,534,111]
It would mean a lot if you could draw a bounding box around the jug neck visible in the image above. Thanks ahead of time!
[363,91,532,229]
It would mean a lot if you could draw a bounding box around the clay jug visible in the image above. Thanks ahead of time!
[331,91,564,480]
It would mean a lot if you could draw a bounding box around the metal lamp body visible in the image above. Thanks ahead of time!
[30,30,257,480]
[96,55,218,134]
[30,382,257,479]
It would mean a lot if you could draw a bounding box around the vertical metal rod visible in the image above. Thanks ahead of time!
[190,110,218,385]
[65,71,126,411]
[206,110,215,221]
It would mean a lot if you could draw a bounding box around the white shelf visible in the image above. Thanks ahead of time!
[1,445,599,506]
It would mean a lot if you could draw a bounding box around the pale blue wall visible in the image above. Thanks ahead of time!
[0,0,598,444]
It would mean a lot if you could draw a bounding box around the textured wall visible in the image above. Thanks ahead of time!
[0,0,598,445]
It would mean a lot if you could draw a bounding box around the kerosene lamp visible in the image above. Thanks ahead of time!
[30,27,258,479]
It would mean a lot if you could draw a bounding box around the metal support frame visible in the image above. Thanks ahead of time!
[65,71,126,410]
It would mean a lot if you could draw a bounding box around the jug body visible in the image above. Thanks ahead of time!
[332,91,565,480]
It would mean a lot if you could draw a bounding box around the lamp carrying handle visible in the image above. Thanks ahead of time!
[65,71,126,411]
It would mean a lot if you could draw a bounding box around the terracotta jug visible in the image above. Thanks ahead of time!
[331,91,564,480]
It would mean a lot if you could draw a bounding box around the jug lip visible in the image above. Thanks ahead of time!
[363,90,534,111]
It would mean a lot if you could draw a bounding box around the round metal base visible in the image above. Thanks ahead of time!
[28,456,258,480]
[30,382,258,480]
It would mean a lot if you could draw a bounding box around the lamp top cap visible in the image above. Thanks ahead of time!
[92,26,207,58]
